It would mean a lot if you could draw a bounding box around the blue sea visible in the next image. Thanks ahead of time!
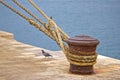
[0,0,120,59]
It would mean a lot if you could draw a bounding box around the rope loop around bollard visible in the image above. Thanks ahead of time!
[67,52,98,66]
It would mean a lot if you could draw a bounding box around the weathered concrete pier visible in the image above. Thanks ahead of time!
[0,31,120,80]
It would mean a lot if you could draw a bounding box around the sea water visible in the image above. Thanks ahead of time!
[0,0,120,59]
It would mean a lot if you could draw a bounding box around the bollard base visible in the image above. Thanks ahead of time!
[69,64,94,74]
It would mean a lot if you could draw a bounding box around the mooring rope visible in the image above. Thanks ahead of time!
[28,0,69,39]
[0,0,58,46]
[28,0,69,57]
[0,0,97,66]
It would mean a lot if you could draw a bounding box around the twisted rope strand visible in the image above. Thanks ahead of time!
[28,0,69,39]
[0,0,97,66]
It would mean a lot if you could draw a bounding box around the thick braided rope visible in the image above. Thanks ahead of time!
[0,0,66,52]
[28,0,69,39]
[28,19,68,54]
[0,1,58,45]
[0,0,97,66]
[28,0,70,57]
[67,52,98,66]
[27,19,58,43]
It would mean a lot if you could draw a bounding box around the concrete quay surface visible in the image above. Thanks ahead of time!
[0,31,120,80]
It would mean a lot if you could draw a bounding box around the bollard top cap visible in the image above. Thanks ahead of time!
[66,35,99,46]
[70,35,97,41]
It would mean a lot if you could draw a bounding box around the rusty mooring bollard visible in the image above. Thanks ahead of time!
[66,35,99,74]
